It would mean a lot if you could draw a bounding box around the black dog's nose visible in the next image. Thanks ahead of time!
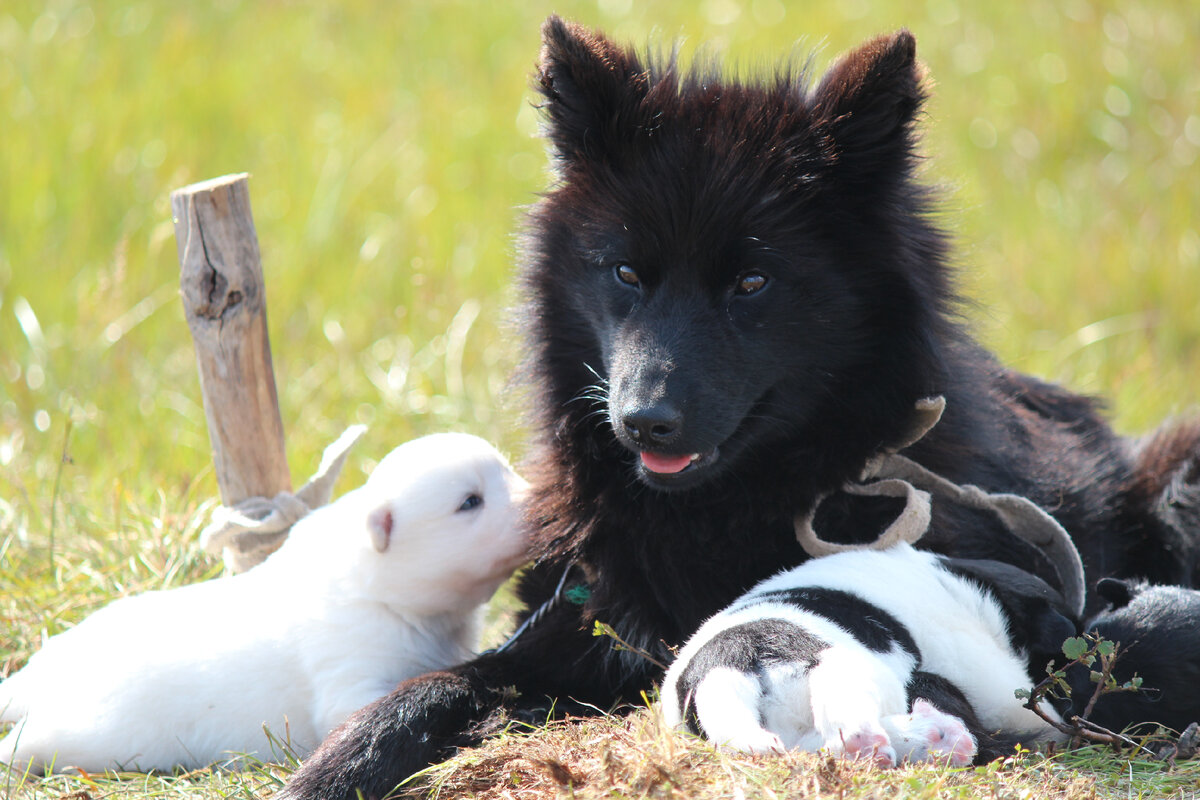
[619,402,683,446]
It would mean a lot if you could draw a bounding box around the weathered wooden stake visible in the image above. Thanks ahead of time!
[171,173,292,506]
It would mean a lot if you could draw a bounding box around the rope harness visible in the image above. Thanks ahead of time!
[794,396,1087,617]
[200,424,368,573]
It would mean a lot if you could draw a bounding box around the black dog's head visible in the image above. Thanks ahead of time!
[521,18,957,493]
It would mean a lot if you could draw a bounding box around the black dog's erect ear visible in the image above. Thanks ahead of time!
[811,30,926,177]
[1094,577,1136,610]
[536,15,648,163]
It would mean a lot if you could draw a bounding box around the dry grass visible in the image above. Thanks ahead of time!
[8,707,1200,800]
[398,708,1114,800]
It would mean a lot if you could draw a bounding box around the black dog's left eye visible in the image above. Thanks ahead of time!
[734,272,769,296]
[615,263,641,288]
[457,494,483,512]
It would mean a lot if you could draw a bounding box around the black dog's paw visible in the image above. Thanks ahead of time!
[279,669,504,800]
[278,704,423,800]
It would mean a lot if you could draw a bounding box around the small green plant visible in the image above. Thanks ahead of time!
[1023,635,1200,765]
[1016,633,1147,751]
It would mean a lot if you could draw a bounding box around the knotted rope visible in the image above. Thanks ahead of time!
[795,397,1087,617]
[200,424,368,573]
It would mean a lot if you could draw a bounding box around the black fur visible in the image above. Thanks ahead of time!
[674,618,828,736]
[753,588,919,656]
[1064,579,1200,734]
[280,20,1200,799]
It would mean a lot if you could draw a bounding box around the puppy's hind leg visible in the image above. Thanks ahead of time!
[807,647,908,767]
[689,667,786,754]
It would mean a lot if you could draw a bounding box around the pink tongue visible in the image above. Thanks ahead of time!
[640,452,693,474]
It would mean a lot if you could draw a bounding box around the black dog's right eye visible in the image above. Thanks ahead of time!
[614,264,641,288]
[734,271,769,297]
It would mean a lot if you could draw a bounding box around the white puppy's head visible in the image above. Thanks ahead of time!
[356,433,530,614]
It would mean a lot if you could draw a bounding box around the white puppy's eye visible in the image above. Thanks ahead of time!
[457,494,483,512]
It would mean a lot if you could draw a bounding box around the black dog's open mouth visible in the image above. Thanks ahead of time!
[637,448,720,484]
[619,393,770,490]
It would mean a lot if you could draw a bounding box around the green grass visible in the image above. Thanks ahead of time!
[2,0,1199,798]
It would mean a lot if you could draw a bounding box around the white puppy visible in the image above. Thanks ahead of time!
[0,433,529,773]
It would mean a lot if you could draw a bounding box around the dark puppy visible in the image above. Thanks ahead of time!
[1065,578,1200,734]
[280,20,1200,800]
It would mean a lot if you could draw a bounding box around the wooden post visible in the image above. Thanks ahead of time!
[171,174,292,506]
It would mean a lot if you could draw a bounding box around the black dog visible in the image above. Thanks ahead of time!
[280,19,1200,799]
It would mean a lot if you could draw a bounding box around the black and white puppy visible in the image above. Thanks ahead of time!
[662,543,1075,766]
[1065,578,1200,734]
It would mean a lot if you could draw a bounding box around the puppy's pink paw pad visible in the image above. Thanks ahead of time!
[895,699,977,766]
[840,728,897,768]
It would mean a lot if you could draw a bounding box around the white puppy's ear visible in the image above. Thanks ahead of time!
[367,505,394,553]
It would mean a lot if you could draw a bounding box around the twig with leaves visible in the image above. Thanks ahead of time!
[1016,633,1147,752]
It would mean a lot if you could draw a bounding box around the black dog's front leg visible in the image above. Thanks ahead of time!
[277,659,513,800]
[278,569,649,800]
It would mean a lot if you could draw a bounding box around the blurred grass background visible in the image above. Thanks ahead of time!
[0,0,1197,793]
